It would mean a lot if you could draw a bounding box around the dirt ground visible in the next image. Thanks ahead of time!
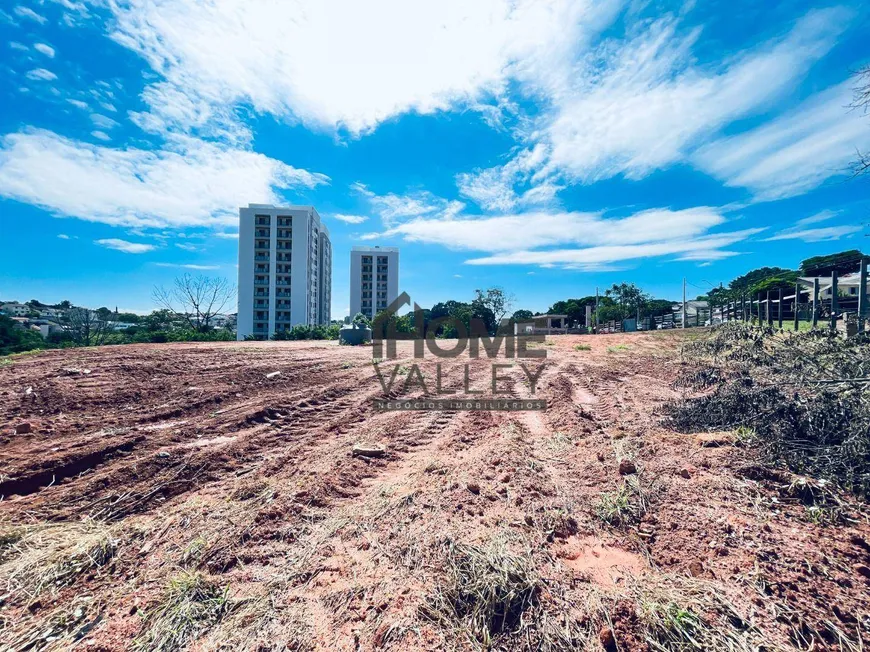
[1,332,868,651]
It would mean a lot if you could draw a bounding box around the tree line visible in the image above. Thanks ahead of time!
[695,249,866,309]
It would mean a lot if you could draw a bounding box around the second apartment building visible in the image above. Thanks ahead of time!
[237,204,331,340]
[350,246,399,320]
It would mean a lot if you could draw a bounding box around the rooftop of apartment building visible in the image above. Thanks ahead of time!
[352,246,399,252]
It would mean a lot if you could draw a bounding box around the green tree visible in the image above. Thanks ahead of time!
[0,314,46,355]
[605,283,650,321]
[800,250,865,276]
[512,309,534,321]
[472,287,514,333]
[352,312,371,327]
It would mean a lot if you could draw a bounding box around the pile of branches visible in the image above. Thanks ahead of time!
[666,323,870,498]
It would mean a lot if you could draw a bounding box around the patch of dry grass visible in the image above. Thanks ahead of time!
[0,519,117,604]
[133,571,230,652]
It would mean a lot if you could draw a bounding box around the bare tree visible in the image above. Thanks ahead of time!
[153,274,236,333]
[65,307,110,346]
[851,65,870,176]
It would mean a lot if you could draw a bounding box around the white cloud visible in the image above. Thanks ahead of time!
[0,129,329,229]
[26,69,57,81]
[456,144,557,211]
[213,232,239,239]
[332,213,368,224]
[14,6,46,24]
[175,243,201,251]
[100,102,117,113]
[95,238,156,253]
[795,210,838,227]
[10,41,28,51]
[155,262,220,270]
[464,229,763,267]
[106,0,611,140]
[764,225,862,242]
[90,114,119,130]
[374,206,728,252]
[57,233,70,239]
[537,9,847,184]
[361,198,759,268]
[34,43,55,58]
[450,7,852,203]
[352,181,464,226]
[90,130,111,141]
[67,98,88,110]
[694,81,870,200]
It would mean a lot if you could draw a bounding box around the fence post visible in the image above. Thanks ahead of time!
[859,257,868,334]
[812,279,819,328]
[742,294,746,321]
[793,282,800,332]
[777,288,783,329]
[830,271,838,331]
[766,290,772,326]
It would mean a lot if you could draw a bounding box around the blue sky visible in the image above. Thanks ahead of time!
[0,0,868,317]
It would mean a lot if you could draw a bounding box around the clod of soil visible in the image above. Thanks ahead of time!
[618,459,637,475]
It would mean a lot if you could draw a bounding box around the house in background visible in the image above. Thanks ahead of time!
[1,302,29,317]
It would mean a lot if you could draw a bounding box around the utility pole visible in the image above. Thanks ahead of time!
[812,278,819,328]
[830,271,838,331]
[793,282,800,332]
[595,287,599,334]
[682,278,687,329]
[777,287,783,329]
[859,257,868,334]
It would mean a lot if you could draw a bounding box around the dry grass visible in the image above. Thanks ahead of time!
[133,571,230,652]
[0,519,117,604]
[632,576,773,651]
[422,538,541,648]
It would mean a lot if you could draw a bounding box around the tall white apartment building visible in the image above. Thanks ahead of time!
[237,204,331,340]
[350,246,399,320]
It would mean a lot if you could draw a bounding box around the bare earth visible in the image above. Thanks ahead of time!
[0,332,868,650]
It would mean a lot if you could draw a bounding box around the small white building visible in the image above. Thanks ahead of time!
[1,302,29,317]
[350,246,399,320]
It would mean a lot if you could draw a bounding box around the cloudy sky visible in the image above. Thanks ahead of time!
[0,0,868,315]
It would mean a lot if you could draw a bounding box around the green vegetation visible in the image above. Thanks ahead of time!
[0,314,46,355]
[269,324,340,340]
[133,572,230,652]
[573,344,591,351]
[595,476,648,526]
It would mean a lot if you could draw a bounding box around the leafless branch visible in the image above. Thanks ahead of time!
[65,307,111,346]
[850,66,870,177]
[153,274,236,332]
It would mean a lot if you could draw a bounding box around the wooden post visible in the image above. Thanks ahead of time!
[759,292,764,327]
[793,282,800,332]
[777,288,783,329]
[766,291,772,325]
[742,294,746,321]
[830,271,838,331]
[812,279,819,328]
[859,257,868,334]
